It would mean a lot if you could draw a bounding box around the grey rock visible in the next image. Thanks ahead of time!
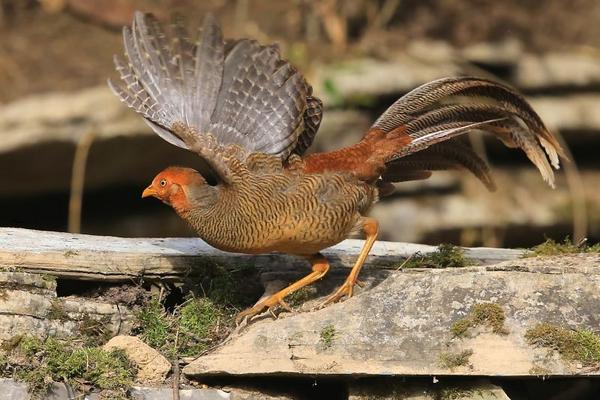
[184,254,600,377]
[129,386,294,400]
[0,379,295,400]
[460,41,600,90]
[0,271,135,342]
[130,387,230,400]
[0,379,82,400]
[313,49,462,106]
[0,87,144,153]
[530,95,600,132]
[0,86,199,197]
[460,39,524,66]
[374,168,600,244]
[0,227,525,283]
[311,110,371,153]
[315,41,600,104]
[349,379,510,399]
[0,378,30,400]
[227,388,296,400]
[516,52,600,89]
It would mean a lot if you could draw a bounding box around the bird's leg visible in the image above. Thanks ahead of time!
[235,254,330,323]
[319,217,379,307]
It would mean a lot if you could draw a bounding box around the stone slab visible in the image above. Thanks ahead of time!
[184,254,600,377]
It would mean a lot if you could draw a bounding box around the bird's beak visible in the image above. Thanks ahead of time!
[142,185,156,199]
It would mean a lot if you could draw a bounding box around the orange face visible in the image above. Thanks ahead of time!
[141,167,203,210]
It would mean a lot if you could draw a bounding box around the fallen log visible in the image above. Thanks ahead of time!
[0,228,525,282]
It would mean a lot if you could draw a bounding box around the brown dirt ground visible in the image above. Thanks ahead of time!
[1,0,600,104]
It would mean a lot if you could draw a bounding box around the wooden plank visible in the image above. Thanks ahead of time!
[0,228,525,282]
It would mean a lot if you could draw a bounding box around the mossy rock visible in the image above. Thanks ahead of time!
[525,323,600,366]
[451,303,508,338]
[399,244,472,269]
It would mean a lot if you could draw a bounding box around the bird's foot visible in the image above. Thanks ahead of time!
[317,278,363,309]
[235,293,292,325]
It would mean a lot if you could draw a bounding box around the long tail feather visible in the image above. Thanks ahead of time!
[383,139,497,191]
[371,76,564,189]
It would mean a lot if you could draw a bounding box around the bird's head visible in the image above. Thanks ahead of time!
[142,166,206,213]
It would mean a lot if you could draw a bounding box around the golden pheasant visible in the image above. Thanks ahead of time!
[109,12,564,321]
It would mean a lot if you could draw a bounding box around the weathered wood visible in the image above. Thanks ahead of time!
[0,228,525,282]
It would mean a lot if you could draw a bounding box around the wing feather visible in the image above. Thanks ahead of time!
[110,12,323,184]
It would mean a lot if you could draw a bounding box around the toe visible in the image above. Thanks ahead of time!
[235,294,294,324]
[278,298,292,312]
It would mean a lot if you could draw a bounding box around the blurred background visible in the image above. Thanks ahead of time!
[1,0,599,248]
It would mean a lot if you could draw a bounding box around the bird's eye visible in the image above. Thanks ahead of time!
[159,179,167,187]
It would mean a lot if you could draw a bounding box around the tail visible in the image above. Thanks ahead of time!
[374,76,564,189]
[305,76,563,190]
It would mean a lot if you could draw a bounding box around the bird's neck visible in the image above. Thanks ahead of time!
[172,183,220,218]
[175,184,243,250]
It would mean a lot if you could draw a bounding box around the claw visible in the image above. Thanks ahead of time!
[278,298,292,312]
[317,279,357,309]
[234,294,293,324]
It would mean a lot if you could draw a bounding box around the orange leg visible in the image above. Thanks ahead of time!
[320,217,379,307]
[236,254,330,323]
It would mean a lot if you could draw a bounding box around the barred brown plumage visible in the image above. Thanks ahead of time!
[113,12,564,322]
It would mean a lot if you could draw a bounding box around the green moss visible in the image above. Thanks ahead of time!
[284,42,308,68]
[525,323,600,366]
[319,324,336,349]
[132,262,259,359]
[47,299,68,321]
[8,336,134,398]
[20,336,43,357]
[526,237,600,257]
[0,335,23,352]
[346,93,376,107]
[438,349,473,370]
[135,298,170,350]
[450,318,473,338]
[286,287,314,308]
[134,295,230,358]
[400,244,472,269]
[78,314,113,346]
[439,387,474,400]
[15,363,52,396]
[471,303,508,334]
[41,274,57,283]
[178,297,225,356]
[451,303,508,338]
[188,261,260,308]
[322,78,344,107]
[180,298,222,338]
[529,365,551,376]
[0,266,22,273]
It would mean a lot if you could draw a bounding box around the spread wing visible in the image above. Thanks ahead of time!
[109,12,322,183]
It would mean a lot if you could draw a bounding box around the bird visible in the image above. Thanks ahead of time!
[109,12,564,322]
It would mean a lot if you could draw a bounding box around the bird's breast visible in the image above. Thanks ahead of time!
[183,172,376,255]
